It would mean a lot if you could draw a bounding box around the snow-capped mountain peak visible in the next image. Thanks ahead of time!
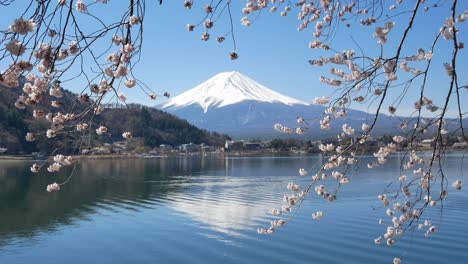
[161,71,308,113]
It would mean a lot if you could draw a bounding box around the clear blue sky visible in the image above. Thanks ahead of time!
[1,0,467,116]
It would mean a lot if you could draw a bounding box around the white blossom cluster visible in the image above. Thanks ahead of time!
[0,2,168,193]
[312,96,330,105]
[29,154,73,178]
[274,123,308,136]
[258,180,307,234]
[9,18,35,35]
[46,182,61,192]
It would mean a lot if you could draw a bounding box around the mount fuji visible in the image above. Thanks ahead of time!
[161,71,308,112]
[159,71,392,139]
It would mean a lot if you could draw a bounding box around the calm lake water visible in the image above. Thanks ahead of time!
[0,153,467,264]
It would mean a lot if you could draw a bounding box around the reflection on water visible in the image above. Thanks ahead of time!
[0,154,467,264]
[168,176,280,237]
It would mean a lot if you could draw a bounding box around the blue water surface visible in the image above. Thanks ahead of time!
[0,153,467,264]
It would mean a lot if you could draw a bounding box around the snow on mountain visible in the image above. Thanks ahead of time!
[161,71,308,113]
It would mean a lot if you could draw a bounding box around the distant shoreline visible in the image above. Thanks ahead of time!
[0,151,314,161]
[1,149,466,161]
[0,155,39,161]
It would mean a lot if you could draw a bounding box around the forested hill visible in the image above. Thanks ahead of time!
[0,85,230,155]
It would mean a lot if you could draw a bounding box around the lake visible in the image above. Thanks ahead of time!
[0,153,467,264]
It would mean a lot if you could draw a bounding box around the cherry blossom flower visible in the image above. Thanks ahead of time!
[299,168,307,176]
[287,182,300,191]
[113,65,129,78]
[76,0,87,12]
[5,39,26,56]
[50,87,63,98]
[183,0,193,9]
[335,109,346,118]
[241,17,251,26]
[122,131,133,139]
[57,49,69,60]
[25,132,36,142]
[30,163,40,173]
[361,123,370,132]
[319,143,335,152]
[46,182,60,192]
[204,19,214,29]
[271,209,281,216]
[296,127,305,135]
[230,51,239,60]
[271,219,286,227]
[392,136,405,143]
[9,18,35,35]
[201,32,210,41]
[129,16,141,25]
[119,93,127,102]
[312,211,324,219]
[386,238,395,246]
[374,236,382,244]
[45,113,53,122]
[47,162,62,173]
[342,124,355,135]
[96,126,107,135]
[320,76,342,86]
[51,100,62,108]
[273,123,292,133]
[339,177,350,184]
[186,24,195,31]
[320,116,331,130]
[53,154,72,166]
[452,180,462,190]
[112,35,122,45]
[373,22,395,44]
[67,41,79,54]
[123,43,134,54]
[125,79,136,88]
[76,123,89,132]
[444,63,454,76]
[107,53,120,64]
[313,96,330,105]
[94,106,104,115]
[46,129,57,138]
